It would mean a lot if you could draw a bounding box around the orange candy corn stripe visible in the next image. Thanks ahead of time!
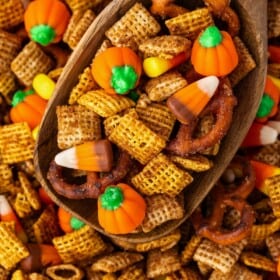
[167,76,219,124]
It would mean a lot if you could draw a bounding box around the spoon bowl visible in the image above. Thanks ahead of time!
[34,0,267,243]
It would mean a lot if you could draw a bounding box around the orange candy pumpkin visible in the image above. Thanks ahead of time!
[98,183,146,234]
[24,0,71,46]
[10,89,48,129]
[91,47,142,95]
[191,25,238,77]
[255,76,280,123]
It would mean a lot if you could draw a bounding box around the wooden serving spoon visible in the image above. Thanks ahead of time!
[34,0,267,243]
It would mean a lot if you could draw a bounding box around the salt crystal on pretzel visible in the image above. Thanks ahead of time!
[56,104,101,149]
[78,89,135,118]
[132,153,193,196]
[141,194,184,233]
[165,8,214,40]
[144,71,187,102]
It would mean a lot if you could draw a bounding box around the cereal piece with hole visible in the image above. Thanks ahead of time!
[46,264,84,280]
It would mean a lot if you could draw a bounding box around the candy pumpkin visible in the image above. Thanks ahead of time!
[58,207,85,233]
[24,0,71,46]
[10,89,48,129]
[91,47,142,95]
[98,183,146,234]
[255,76,280,123]
[191,25,238,76]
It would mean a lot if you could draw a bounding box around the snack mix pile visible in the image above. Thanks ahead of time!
[0,0,280,279]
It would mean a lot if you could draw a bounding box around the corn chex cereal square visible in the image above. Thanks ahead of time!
[132,153,193,196]
[0,122,35,164]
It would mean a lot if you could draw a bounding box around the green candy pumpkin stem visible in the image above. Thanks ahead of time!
[30,24,56,46]
[199,26,223,48]
[11,89,34,107]
[256,94,275,118]
[111,65,138,94]
[100,186,124,211]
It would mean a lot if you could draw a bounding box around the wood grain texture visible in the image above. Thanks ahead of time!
[34,0,267,243]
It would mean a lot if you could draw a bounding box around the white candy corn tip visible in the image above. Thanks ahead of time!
[0,195,13,215]
[55,148,78,169]
[267,121,280,134]
[197,76,219,98]
[260,125,278,145]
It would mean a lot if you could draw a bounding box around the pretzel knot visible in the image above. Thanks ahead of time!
[166,78,237,156]
[47,149,132,199]
[191,156,256,245]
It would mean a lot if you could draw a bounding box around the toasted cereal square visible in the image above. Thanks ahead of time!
[229,37,256,87]
[68,67,97,105]
[181,235,202,265]
[105,2,161,48]
[65,0,102,13]
[209,263,262,280]
[67,10,96,50]
[144,71,187,102]
[11,41,54,87]
[193,238,247,274]
[135,229,181,252]
[146,248,181,278]
[141,194,184,233]
[91,252,143,273]
[266,175,280,204]
[266,233,280,262]
[0,223,29,270]
[13,192,33,218]
[33,205,61,244]
[0,71,17,104]
[139,35,191,59]
[0,30,22,75]
[118,265,146,280]
[165,8,214,40]
[0,122,34,164]
[132,153,193,196]
[78,90,135,118]
[268,0,280,39]
[56,104,101,149]
[0,0,24,30]
[136,103,176,141]
[109,112,166,165]
[240,251,276,272]
[18,171,41,211]
[0,163,13,187]
[53,225,107,263]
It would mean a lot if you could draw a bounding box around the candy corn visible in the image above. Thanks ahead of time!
[241,122,278,147]
[167,76,219,124]
[268,75,280,91]
[54,139,113,172]
[0,195,27,243]
[143,52,188,78]
[267,120,280,134]
[32,73,56,100]
[20,244,62,272]
[250,160,280,195]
